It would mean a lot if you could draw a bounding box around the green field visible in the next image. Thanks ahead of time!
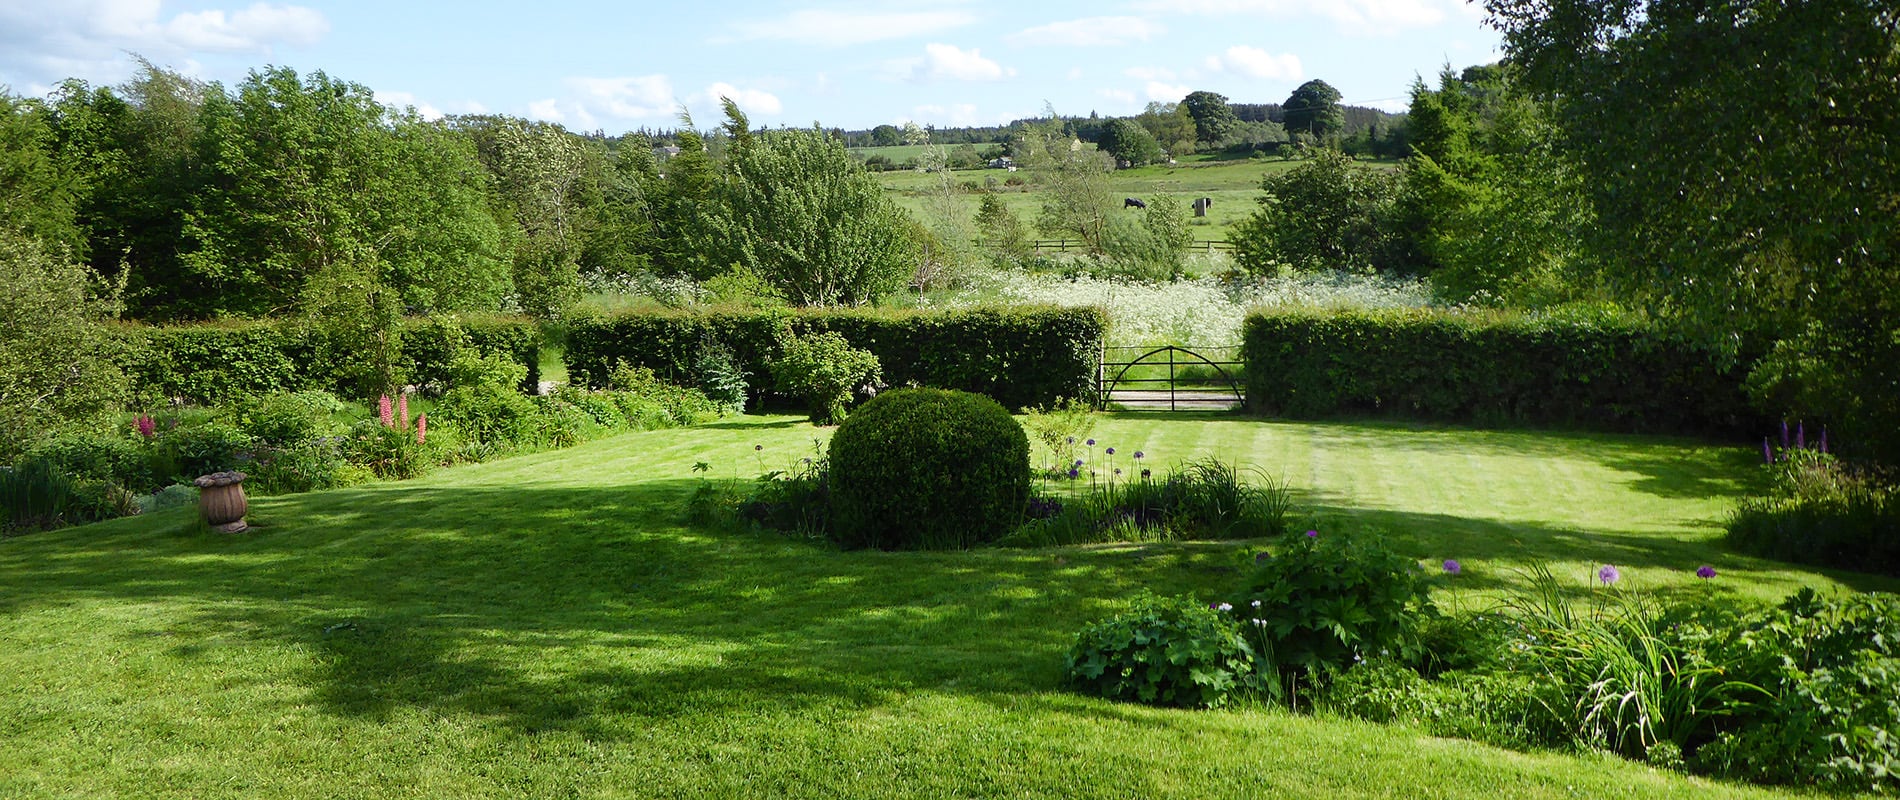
[2,414,1885,798]
[876,155,1393,244]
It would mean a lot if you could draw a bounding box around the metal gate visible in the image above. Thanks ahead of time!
[1097,345,1245,411]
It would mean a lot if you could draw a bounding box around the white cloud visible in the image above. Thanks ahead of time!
[527,98,565,123]
[1202,46,1302,80]
[1129,0,1452,36]
[378,90,442,121]
[568,74,675,119]
[698,82,784,117]
[163,3,328,52]
[0,1,328,88]
[1067,67,1085,80]
[1145,81,1191,102]
[726,9,978,46]
[1006,16,1165,47]
[1123,66,1179,82]
[1097,88,1137,105]
[907,43,1014,82]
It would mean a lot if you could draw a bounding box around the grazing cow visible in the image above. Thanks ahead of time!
[1124,197,1147,210]
[1192,197,1212,217]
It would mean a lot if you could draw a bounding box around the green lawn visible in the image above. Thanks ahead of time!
[2,414,1888,798]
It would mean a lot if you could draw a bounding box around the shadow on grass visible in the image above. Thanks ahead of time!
[3,458,1891,740]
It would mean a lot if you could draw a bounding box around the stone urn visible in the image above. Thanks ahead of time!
[193,471,250,533]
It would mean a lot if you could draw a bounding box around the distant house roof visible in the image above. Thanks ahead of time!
[655,145,682,157]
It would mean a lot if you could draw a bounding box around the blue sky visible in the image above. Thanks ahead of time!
[0,1,1502,133]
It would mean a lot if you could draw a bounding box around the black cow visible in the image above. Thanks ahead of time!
[1124,198,1146,209]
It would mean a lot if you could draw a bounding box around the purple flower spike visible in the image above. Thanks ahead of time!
[1797,422,1806,450]
[1443,559,1462,575]
[1696,565,1717,580]
[1598,564,1622,585]
[1821,427,1829,454]
[1781,420,1790,448]
[1763,437,1774,465]
[1305,530,1319,538]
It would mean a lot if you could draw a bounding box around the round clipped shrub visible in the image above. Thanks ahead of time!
[826,387,1030,550]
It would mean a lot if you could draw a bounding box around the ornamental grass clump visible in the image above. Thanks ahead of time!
[826,388,1029,550]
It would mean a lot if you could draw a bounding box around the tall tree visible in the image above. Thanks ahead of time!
[0,91,83,254]
[1096,118,1164,167]
[1282,79,1345,139]
[1486,0,1900,462]
[712,100,916,306]
[1014,113,1115,252]
[0,228,126,459]
[1181,90,1240,145]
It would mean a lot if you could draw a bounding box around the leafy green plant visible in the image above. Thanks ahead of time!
[156,421,255,482]
[1234,529,1436,677]
[1065,592,1258,709]
[1006,457,1289,547]
[606,362,724,426]
[827,388,1030,550]
[1019,397,1096,475]
[770,328,881,426]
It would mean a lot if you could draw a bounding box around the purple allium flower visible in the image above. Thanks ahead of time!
[1066,436,1075,445]
[1443,559,1462,575]
[1305,529,1318,538]
[1598,564,1622,585]
[754,444,763,451]
[1114,468,1122,476]
[1074,458,1084,467]
[1105,447,1115,455]
[1255,551,1270,563]
[1067,468,1080,479]
[1696,565,1717,580]
[1140,468,1151,479]
[1133,451,1144,459]
[1086,439,1095,447]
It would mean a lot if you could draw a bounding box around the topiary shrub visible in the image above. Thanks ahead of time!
[826,387,1030,550]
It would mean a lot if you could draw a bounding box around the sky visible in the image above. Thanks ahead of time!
[0,0,1504,134]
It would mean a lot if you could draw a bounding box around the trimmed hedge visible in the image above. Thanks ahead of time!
[119,315,540,403]
[1242,309,1761,435]
[564,306,1106,412]
[828,388,1031,550]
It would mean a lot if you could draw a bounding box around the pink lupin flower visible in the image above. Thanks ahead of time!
[378,395,394,428]
[135,414,156,440]
[398,393,410,430]
[416,413,427,445]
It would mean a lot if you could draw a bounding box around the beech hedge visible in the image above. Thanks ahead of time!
[1242,309,1761,436]
[119,315,540,403]
[564,306,1106,412]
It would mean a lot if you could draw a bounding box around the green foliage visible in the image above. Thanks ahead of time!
[1096,118,1165,167]
[826,388,1030,550]
[972,192,1031,264]
[712,103,917,306]
[155,420,253,481]
[1319,659,1566,750]
[1282,80,1345,140]
[1004,457,1290,548]
[1241,308,1760,435]
[1018,397,1096,474]
[737,449,831,538]
[769,329,881,426]
[0,229,129,460]
[1100,194,1194,280]
[21,430,156,494]
[343,418,436,480]
[1487,0,1900,466]
[564,306,1106,412]
[1180,91,1240,145]
[604,361,725,427]
[247,435,366,495]
[1064,592,1258,709]
[1726,449,1900,576]
[0,91,84,254]
[183,67,507,319]
[1402,66,1591,306]
[1015,115,1115,253]
[120,316,539,404]
[1234,529,1437,677]
[1231,148,1416,275]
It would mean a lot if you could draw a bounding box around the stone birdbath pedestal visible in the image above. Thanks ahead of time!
[193,470,250,533]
